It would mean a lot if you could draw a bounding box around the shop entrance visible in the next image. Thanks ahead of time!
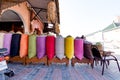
[0,10,24,33]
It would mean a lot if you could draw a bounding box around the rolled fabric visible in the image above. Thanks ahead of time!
[55,35,64,60]
[28,34,36,59]
[36,35,46,59]
[46,35,55,60]
[65,35,74,59]
[0,33,5,48]
[3,33,12,55]
[10,34,21,57]
[19,34,28,58]
[74,37,84,60]
[84,41,93,59]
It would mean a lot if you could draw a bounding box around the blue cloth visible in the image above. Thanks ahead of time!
[10,34,21,57]
[0,48,7,53]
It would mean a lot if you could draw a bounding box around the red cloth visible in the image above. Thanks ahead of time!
[46,36,55,60]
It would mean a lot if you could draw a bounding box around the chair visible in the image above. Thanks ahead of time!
[91,45,120,75]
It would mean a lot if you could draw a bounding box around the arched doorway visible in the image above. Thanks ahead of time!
[0,10,24,33]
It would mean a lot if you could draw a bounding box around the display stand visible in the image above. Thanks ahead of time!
[48,57,69,66]
[71,57,93,68]
[25,56,47,65]
[9,56,26,65]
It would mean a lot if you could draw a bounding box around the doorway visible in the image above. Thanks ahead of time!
[0,10,24,33]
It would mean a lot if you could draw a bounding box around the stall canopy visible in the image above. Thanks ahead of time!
[0,0,60,23]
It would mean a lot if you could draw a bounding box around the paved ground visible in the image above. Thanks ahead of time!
[6,54,120,80]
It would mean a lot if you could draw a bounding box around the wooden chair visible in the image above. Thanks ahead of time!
[91,45,120,75]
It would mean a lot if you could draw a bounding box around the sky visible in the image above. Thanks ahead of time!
[59,0,120,37]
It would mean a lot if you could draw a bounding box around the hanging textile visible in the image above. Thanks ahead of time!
[47,0,57,24]
[55,22,60,34]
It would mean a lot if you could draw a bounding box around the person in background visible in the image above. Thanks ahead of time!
[9,30,15,33]
[81,35,92,44]
[31,18,44,35]
[16,31,22,34]
[81,35,86,39]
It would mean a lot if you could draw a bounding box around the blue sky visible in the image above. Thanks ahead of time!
[59,0,120,37]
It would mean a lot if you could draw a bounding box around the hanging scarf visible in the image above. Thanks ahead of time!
[47,1,57,24]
